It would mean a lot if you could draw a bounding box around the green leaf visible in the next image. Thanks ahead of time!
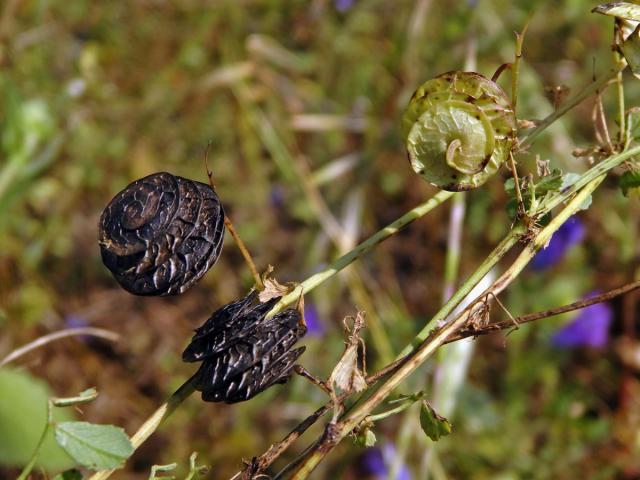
[54,421,133,471]
[560,172,581,191]
[0,369,74,471]
[626,108,640,140]
[619,170,640,196]
[592,2,640,21]
[53,469,83,480]
[535,169,563,194]
[419,401,452,441]
[353,427,377,448]
[579,194,593,210]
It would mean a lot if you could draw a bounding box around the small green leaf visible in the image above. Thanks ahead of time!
[626,108,640,140]
[535,169,563,194]
[620,170,640,196]
[560,172,581,191]
[353,427,377,448]
[579,194,593,210]
[503,177,516,194]
[419,401,452,441]
[54,421,133,471]
[53,469,83,480]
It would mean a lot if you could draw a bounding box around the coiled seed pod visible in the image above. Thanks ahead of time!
[402,71,517,191]
[99,172,225,296]
[183,292,307,403]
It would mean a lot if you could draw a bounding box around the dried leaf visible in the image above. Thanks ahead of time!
[592,3,640,22]
[328,312,367,399]
[258,277,292,303]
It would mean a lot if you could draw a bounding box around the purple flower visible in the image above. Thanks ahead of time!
[359,445,411,480]
[551,293,613,348]
[269,185,286,209]
[531,217,585,270]
[64,314,92,343]
[335,0,354,12]
[304,303,325,337]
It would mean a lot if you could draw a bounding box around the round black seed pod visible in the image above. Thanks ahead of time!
[98,172,225,296]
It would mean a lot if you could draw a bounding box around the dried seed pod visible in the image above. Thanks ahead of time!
[99,172,225,296]
[402,71,517,191]
[183,291,307,403]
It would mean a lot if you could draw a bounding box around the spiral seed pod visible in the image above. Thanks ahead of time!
[402,71,517,191]
[183,292,307,403]
[99,172,225,296]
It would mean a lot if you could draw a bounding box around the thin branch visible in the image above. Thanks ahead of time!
[224,216,264,290]
[0,327,120,367]
[204,149,264,290]
[446,280,640,344]
[268,190,456,317]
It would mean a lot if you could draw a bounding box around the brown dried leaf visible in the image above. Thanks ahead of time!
[328,312,368,399]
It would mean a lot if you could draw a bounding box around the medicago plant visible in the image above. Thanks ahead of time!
[6,3,640,479]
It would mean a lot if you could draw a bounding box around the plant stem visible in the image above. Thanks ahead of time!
[511,23,528,116]
[17,400,53,480]
[224,216,264,289]
[0,327,120,367]
[518,61,626,150]
[445,279,640,343]
[537,143,640,215]
[87,374,199,480]
[399,229,520,357]
[268,190,456,316]
[287,175,604,479]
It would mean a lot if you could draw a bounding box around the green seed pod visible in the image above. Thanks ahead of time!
[402,71,516,191]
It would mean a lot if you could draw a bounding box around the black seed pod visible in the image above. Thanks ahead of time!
[183,292,307,403]
[98,172,225,296]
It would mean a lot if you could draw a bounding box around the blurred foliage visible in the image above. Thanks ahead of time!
[0,369,74,471]
[1,0,639,478]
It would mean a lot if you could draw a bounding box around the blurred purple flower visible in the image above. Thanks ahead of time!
[65,314,88,329]
[551,293,613,348]
[304,303,325,336]
[269,185,286,209]
[359,445,411,480]
[335,0,354,12]
[531,216,585,270]
[64,314,92,343]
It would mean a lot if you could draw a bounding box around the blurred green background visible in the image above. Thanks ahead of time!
[1,0,639,478]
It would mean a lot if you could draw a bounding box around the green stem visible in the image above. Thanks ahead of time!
[268,190,456,316]
[17,400,53,480]
[399,228,520,356]
[518,61,626,150]
[367,399,416,422]
[537,144,640,215]
[87,375,198,480]
[288,174,605,479]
